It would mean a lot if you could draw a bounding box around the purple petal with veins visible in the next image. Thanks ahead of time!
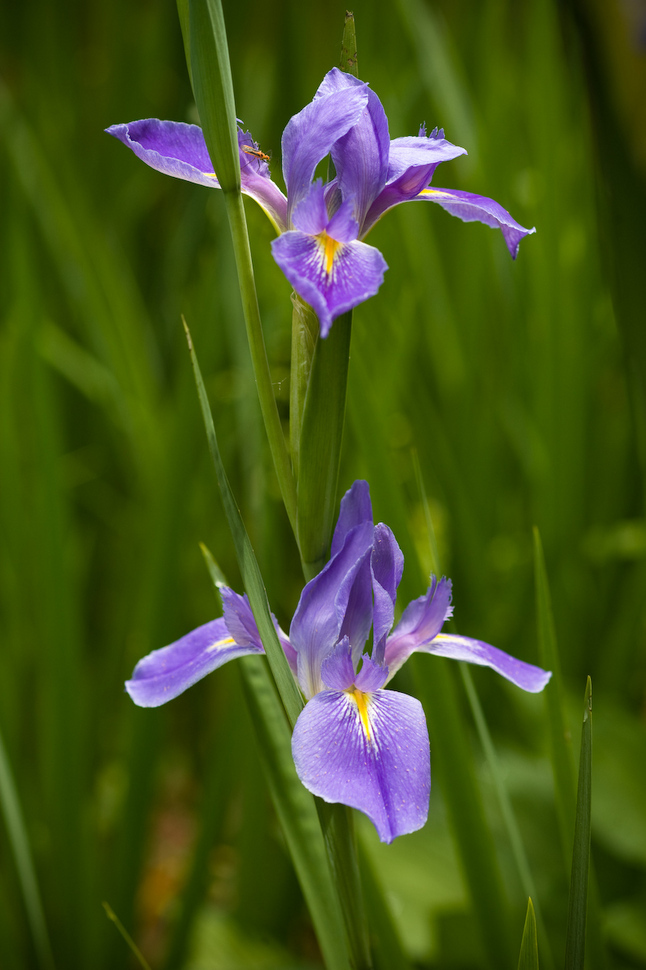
[416,186,536,258]
[271,229,387,338]
[292,685,430,843]
[125,617,261,707]
[420,634,552,692]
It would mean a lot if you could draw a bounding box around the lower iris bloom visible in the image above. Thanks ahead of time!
[107,68,535,337]
[126,481,550,843]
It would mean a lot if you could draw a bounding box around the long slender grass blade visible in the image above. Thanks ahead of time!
[183,318,303,727]
[102,903,152,970]
[0,728,56,970]
[517,898,539,970]
[564,677,593,970]
[533,527,576,861]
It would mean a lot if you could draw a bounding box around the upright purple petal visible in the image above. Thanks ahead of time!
[384,576,453,680]
[290,520,374,698]
[421,634,552,692]
[125,617,261,708]
[331,480,373,558]
[271,231,387,338]
[318,69,390,230]
[282,82,369,220]
[292,686,430,843]
[416,187,536,258]
[371,524,404,665]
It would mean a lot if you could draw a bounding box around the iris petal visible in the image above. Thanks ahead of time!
[106,120,288,232]
[371,524,404,665]
[282,81,369,221]
[361,131,467,234]
[320,69,391,230]
[289,520,374,698]
[292,686,430,844]
[416,186,536,259]
[330,480,373,558]
[385,576,453,680]
[271,231,388,338]
[125,617,260,708]
[421,634,552,692]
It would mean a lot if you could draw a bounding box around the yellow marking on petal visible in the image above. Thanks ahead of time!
[317,232,341,275]
[207,636,235,652]
[347,687,372,742]
[418,188,454,199]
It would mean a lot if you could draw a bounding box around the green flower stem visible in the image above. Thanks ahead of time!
[290,293,319,481]
[317,802,372,970]
[183,0,297,539]
[224,191,298,536]
[297,311,353,579]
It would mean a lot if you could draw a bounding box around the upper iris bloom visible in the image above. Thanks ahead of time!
[126,481,550,843]
[107,69,535,337]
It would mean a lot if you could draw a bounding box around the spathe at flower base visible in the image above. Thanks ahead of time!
[107,69,535,338]
[125,481,551,844]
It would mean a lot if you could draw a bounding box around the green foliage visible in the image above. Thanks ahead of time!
[1,0,645,967]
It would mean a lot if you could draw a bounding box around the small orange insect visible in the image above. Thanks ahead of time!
[242,145,271,162]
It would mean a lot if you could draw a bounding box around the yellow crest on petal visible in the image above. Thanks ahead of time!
[317,231,342,275]
[347,687,372,742]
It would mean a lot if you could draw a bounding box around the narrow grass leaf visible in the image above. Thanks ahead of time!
[183,317,303,727]
[564,677,593,970]
[0,728,56,970]
[517,898,539,970]
[102,903,152,970]
[460,665,555,970]
[533,527,576,861]
[185,0,298,537]
[239,655,352,970]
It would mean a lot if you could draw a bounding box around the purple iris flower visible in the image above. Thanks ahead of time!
[107,69,535,337]
[125,481,550,843]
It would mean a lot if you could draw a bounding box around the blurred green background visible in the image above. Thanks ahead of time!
[1,0,646,967]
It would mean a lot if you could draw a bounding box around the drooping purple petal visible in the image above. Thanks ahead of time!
[125,617,261,708]
[282,81,369,221]
[361,130,467,234]
[371,524,404,665]
[106,120,288,231]
[331,480,373,558]
[290,520,374,698]
[292,686,430,843]
[271,230,388,338]
[106,119,218,186]
[319,69,390,231]
[421,634,552,692]
[416,187,536,259]
[384,576,453,680]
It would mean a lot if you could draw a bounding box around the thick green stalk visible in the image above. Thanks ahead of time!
[297,311,353,578]
[317,803,372,970]
[290,293,319,479]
